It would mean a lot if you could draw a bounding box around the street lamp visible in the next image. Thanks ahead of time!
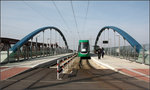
[47,38,50,55]
[47,38,50,47]
[108,38,111,55]
[116,34,120,58]
[36,35,40,58]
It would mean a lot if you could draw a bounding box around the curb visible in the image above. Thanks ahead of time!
[91,57,118,72]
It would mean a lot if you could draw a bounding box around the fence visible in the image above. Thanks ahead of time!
[104,44,149,65]
[0,45,73,64]
[56,53,77,80]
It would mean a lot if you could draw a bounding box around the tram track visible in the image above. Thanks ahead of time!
[70,58,149,90]
[0,56,149,90]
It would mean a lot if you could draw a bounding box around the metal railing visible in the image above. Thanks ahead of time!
[104,44,149,65]
[0,45,73,64]
[57,53,77,80]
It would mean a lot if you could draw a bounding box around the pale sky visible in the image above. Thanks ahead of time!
[1,1,149,50]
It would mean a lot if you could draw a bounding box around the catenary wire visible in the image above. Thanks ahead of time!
[70,1,81,40]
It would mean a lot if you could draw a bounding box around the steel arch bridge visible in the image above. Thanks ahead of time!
[95,26,142,53]
[10,26,68,52]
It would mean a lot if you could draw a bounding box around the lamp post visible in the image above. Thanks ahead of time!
[36,35,40,58]
[31,38,33,59]
[114,31,116,56]
[47,38,50,56]
[116,35,120,58]
[43,31,45,56]
[109,38,111,55]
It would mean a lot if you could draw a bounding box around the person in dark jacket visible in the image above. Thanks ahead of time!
[97,48,102,59]
[101,47,105,58]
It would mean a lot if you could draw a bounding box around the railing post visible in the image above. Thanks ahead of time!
[17,47,20,61]
[25,45,27,60]
[128,46,130,60]
[40,46,42,57]
[27,46,29,60]
[126,46,128,60]
[23,45,26,60]
[36,37,37,58]
[134,46,136,60]
[31,38,33,59]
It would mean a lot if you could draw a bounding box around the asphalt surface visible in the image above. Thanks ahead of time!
[0,57,149,90]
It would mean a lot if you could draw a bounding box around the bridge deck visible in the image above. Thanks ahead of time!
[0,53,72,80]
[91,55,149,82]
[0,57,149,90]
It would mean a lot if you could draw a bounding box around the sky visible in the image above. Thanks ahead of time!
[1,1,149,50]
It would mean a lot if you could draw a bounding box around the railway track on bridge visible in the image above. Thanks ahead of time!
[0,57,149,90]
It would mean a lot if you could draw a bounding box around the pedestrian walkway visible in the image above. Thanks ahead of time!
[0,53,72,80]
[91,55,150,82]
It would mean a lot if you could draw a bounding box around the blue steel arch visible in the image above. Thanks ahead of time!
[10,26,68,52]
[95,26,142,53]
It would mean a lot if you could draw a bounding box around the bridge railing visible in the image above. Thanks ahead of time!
[104,44,149,65]
[0,45,72,64]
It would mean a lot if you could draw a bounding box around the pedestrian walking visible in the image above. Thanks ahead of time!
[102,47,105,58]
[97,47,102,59]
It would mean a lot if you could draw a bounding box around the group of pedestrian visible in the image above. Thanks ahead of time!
[97,47,105,59]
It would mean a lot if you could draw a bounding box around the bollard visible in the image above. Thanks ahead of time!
[57,59,62,80]
[57,59,60,80]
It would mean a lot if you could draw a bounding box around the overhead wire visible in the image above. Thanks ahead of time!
[23,1,58,26]
[23,1,69,37]
[51,1,71,38]
[70,1,80,39]
[52,1,70,32]
[23,1,69,47]
[82,0,90,37]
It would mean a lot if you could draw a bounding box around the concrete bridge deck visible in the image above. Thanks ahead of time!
[0,53,73,80]
[91,55,149,82]
[0,56,149,90]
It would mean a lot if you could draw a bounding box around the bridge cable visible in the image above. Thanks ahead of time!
[70,1,81,39]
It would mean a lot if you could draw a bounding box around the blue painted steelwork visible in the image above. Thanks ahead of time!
[95,26,142,53]
[10,26,68,52]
